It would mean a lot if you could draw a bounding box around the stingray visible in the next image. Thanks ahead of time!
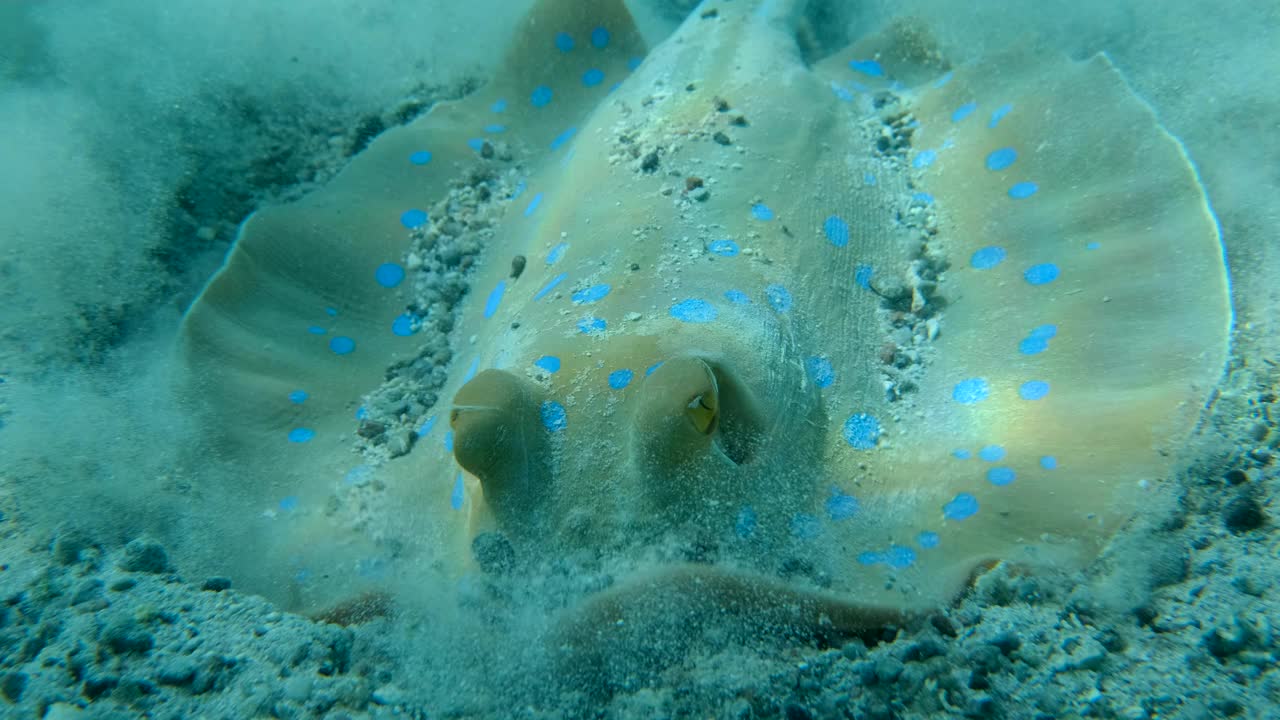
[177,0,1230,646]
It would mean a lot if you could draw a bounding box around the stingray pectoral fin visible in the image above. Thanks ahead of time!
[831,49,1229,607]
[451,369,549,530]
[172,0,647,605]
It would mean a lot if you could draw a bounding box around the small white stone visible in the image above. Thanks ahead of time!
[626,312,642,322]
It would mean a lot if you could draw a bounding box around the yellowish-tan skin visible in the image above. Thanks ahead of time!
[178,0,1230,635]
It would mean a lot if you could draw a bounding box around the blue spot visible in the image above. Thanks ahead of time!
[987,467,1017,486]
[943,493,979,520]
[765,284,792,312]
[709,239,740,256]
[805,356,835,389]
[578,317,607,334]
[970,246,1006,270]
[355,406,369,421]
[857,551,885,566]
[952,449,972,460]
[375,262,405,288]
[849,59,885,77]
[547,243,568,264]
[417,415,437,437]
[863,172,877,186]
[279,496,300,511]
[288,428,315,443]
[451,473,465,510]
[988,103,1013,128]
[572,284,611,304]
[524,193,544,217]
[751,203,775,221]
[855,265,874,289]
[485,124,506,133]
[1086,241,1101,250]
[591,26,610,48]
[646,361,664,376]
[986,147,1018,171]
[913,192,935,205]
[1030,324,1058,339]
[934,71,954,88]
[329,336,356,355]
[531,86,553,108]
[979,445,1006,462]
[1024,263,1060,286]
[534,356,561,373]
[951,102,977,123]
[724,289,751,304]
[952,378,990,404]
[400,209,428,229]
[735,506,758,539]
[1040,455,1059,470]
[826,490,860,521]
[1008,181,1039,199]
[444,430,454,452]
[484,281,506,319]
[913,149,937,168]
[541,400,568,432]
[534,273,567,301]
[628,56,643,71]
[608,369,634,390]
[918,531,941,549]
[830,82,854,102]
[391,314,415,337]
[790,513,821,540]
[886,545,917,569]
[288,390,308,404]
[554,32,574,52]
[463,357,480,384]
[491,99,507,113]
[582,68,604,87]
[823,216,850,247]
[409,150,432,165]
[551,127,577,150]
[670,299,718,323]
[843,413,882,450]
[1018,337,1047,355]
[1019,380,1050,401]
[467,138,485,152]
[307,326,326,335]
[324,307,338,317]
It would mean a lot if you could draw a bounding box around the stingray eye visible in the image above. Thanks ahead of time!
[686,392,718,435]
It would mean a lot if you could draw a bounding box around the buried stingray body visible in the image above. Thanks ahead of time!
[178,0,1230,643]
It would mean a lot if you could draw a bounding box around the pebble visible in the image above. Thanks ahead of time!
[1203,616,1250,657]
[873,656,904,684]
[283,673,315,702]
[157,656,199,686]
[101,616,155,655]
[71,578,105,606]
[202,577,232,592]
[1222,494,1266,533]
[42,703,87,720]
[371,684,407,706]
[120,538,172,574]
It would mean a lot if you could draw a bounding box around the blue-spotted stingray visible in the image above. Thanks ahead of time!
[177,0,1231,644]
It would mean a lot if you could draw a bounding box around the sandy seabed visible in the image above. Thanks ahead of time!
[1,1,1278,718]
